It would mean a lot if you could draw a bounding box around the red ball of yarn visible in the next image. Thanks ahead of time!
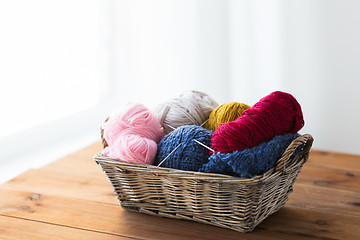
[211,91,304,153]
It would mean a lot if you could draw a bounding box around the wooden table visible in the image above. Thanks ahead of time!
[1,142,360,239]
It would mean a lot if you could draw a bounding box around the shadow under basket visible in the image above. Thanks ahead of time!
[94,134,313,232]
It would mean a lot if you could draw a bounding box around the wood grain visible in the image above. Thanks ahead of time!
[296,165,360,192]
[0,215,130,240]
[257,206,360,240]
[1,142,360,239]
[288,184,360,216]
[307,150,360,171]
[2,169,118,205]
[2,188,359,240]
[0,188,283,240]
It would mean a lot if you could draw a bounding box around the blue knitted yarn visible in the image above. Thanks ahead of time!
[199,133,300,178]
[154,125,213,171]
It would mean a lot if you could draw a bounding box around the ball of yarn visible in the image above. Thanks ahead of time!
[154,90,218,134]
[211,91,304,153]
[101,102,165,164]
[154,125,213,171]
[102,133,158,164]
[103,102,165,146]
[204,102,250,131]
[200,133,300,178]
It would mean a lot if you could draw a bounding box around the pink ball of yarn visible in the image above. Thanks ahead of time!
[211,91,304,153]
[102,133,158,164]
[103,102,165,146]
[102,102,165,164]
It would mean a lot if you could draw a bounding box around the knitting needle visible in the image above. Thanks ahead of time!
[200,119,208,127]
[157,143,182,167]
[193,139,215,153]
[167,124,176,130]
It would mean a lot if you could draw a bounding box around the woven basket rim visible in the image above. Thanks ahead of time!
[94,134,313,183]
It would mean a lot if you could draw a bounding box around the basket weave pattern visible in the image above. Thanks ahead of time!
[94,134,313,232]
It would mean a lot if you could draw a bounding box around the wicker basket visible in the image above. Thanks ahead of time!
[94,134,313,232]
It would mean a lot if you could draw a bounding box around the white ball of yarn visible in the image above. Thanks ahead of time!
[154,90,218,134]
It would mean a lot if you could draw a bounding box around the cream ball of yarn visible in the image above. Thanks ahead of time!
[154,90,219,134]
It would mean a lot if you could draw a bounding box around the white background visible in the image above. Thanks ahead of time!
[1,0,359,182]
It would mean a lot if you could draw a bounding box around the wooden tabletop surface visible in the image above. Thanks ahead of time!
[1,142,360,239]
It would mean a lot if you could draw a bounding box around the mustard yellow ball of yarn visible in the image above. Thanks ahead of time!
[204,102,251,131]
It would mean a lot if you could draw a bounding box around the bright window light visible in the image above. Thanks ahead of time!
[0,0,101,137]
